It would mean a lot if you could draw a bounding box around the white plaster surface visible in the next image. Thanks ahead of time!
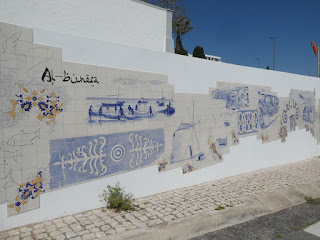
[33,28,320,98]
[0,0,174,53]
[1,25,320,231]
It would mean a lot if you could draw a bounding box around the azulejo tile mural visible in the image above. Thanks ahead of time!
[7,169,49,216]
[1,21,320,218]
[6,85,66,125]
[49,129,165,189]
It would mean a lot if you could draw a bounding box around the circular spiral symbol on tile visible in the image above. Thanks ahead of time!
[110,144,126,162]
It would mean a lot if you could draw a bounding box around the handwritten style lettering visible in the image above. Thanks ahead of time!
[41,68,56,84]
[41,68,99,85]
[63,71,99,84]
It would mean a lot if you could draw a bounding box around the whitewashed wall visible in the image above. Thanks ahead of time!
[0,25,320,231]
[0,0,174,53]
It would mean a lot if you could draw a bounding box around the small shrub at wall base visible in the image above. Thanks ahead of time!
[100,183,136,212]
[193,46,205,59]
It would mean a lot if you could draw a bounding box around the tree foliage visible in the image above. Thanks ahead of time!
[143,0,193,53]
[193,46,206,59]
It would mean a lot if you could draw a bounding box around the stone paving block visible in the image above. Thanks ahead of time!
[105,228,116,235]
[46,225,57,233]
[21,236,33,240]
[95,232,107,238]
[109,221,120,228]
[55,222,67,228]
[126,225,138,231]
[62,216,77,224]
[65,231,77,238]
[49,231,62,238]
[79,220,92,226]
[89,227,100,233]
[74,214,83,219]
[8,229,20,236]
[101,224,111,232]
[94,221,105,227]
[59,226,72,233]
[163,215,177,222]
[54,235,66,240]
[138,215,149,222]
[33,223,44,230]
[69,223,83,232]
[20,226,32,233]
[92,209,101,214]
[70,237,81,240]
[82,233,96,240]
[78,230,90,236]
[115,226,127,233]
[85,224,95,230]
[7,236,20,240]
[33,228,46,235]
[35,232,48,239]
[44,221,53,226]
[20,231,32,238]
[88,215,99,221]
[134,222,147,228]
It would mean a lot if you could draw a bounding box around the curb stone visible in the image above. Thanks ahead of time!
[99,182,320,240]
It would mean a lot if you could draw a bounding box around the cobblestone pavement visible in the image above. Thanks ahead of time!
[1,157,320,240]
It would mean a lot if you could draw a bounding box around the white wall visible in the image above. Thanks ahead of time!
[33,28,320,98]
[1,28,320,231]
[0,0,174,53]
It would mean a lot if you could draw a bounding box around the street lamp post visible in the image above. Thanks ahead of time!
[270,37,276,70]
[256,57,261,68]
[317,47,320,78]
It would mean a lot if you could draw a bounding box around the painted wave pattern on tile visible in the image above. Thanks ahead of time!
[1,22,320,217]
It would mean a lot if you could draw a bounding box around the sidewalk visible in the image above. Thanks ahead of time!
[1,157,320,240]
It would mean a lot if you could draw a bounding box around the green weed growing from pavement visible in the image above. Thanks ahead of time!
[274,234,283,239]
[100,182,136,212]
[215,206,225,210]
[297,194,320,205]
[304,196,319,205]
[297,194,320,204]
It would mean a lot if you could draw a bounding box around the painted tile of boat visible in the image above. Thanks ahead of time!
[158,102,175,115]
[101,101,125,107]
[88,99,175,122]
[137,97,148,104]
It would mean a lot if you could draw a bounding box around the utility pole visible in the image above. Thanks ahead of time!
[270,37,276,70]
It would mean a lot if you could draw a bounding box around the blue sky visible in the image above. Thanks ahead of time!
[180,0,320,77]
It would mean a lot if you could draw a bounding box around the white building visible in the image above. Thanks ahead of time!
[0,0,175,53]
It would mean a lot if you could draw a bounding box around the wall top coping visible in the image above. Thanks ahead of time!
[130,0,174,13]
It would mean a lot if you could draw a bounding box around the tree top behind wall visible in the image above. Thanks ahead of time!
[142,0,193,37]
